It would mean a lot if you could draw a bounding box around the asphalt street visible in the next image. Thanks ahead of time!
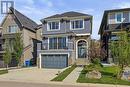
[0,81,90,87]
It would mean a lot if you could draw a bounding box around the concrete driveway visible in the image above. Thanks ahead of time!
[0,67,62,83]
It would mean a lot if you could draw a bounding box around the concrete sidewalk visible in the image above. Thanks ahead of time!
[63,67,83,83]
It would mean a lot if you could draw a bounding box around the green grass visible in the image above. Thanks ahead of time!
[0,70,8,75]
[77,66,130,86]
[51,65,76,81]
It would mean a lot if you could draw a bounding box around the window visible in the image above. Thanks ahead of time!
[49,37,66,49]
[47,21,60,30]
[49,37,57,49]
[116,13,123,23]
[8,25,17,33]
[110,35,119,41]
[70,19,84,29]
[58,37,66,49]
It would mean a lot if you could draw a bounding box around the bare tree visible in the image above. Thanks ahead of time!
[88,39,106,62]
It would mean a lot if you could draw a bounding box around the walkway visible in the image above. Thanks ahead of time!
[63,67,83,83]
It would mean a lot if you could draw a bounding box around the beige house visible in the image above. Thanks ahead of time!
[0,7,40,67]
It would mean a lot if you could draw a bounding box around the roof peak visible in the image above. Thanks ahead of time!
[9,7,38,31]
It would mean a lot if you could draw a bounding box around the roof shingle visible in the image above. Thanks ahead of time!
[10,7,38,32]
[44,11,92,19]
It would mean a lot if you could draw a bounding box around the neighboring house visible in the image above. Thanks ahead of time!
[37,11,92,68]
[0,7,39,67]
[99,8,130,62]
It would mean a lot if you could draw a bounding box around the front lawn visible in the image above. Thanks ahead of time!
[77,66,130,86]
[0,70,8,75]
[51,65,76,81]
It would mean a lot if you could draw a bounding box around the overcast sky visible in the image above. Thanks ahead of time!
[0,0,130,39]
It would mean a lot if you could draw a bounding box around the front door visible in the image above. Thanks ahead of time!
[77,40,87,58]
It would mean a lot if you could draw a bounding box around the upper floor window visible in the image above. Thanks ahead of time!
[115,13,123,23]
[47,21,60,31]
[8,25,17,33]
[70,19,84,30]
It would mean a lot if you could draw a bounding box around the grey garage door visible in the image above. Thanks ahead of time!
[41,54,68,68]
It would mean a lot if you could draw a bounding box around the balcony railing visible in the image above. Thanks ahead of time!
[41,42,74,50]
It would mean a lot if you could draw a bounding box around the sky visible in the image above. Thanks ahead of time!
[0,0,130,39]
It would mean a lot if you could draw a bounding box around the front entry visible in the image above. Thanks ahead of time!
[77,40,87,58]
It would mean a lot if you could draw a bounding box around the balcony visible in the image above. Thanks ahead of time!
[41,42,74,50]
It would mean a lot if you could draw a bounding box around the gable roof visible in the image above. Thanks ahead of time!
[98,8,130,34]
[1,7,38,32]
[44,11,92,19]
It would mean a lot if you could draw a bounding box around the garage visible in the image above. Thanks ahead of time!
[41,54,68,68]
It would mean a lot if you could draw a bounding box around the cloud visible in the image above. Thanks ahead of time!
[92,19,100,40]
[40,0,54,8]
[115,2,130,8]
[18,6,56,24]
[80,9,95,14]
[12,0,57,24]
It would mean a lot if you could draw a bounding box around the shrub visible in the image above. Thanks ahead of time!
[0,70,8,75]
[91,58,103,67]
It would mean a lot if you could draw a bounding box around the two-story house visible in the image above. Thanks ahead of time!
[37,11,92,68]
[0,7,39,67]
[99,8,130,62]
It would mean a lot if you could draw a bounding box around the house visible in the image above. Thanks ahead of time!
[99,8,130,62]
[0,7,40,67]
[37,11,92,68]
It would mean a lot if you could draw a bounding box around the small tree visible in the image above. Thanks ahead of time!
[13,33,23,67]
[3,39,12,69]
[109,31,130,79]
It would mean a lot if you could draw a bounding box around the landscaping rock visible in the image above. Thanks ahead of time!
[86,70,102,79]
[121,67,130,81]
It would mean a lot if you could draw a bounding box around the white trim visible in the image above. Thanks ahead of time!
[8,24,18,33]
[66,36,68,47]
[115,12,123,23]
[47,21,60,31]
[48,37,49,50]
[76,39,88,59]
[76,33,90,36]
[48,36,67,50]
[70,19,84,30]
[39,52,70,69]
[39,53,42,68]
[129,11,130,22]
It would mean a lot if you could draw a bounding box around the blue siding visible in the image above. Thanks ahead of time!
[42,19,91,35]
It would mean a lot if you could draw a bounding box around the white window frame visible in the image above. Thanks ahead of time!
[47,21,60,31]
[115,12,123,23]
[8,25,17,33]
[70,19,84,30]
[48,37,67,49]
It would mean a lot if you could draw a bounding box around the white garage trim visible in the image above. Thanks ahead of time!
[39,53,70,69]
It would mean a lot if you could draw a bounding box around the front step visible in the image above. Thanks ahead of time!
[76,58,89,66]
